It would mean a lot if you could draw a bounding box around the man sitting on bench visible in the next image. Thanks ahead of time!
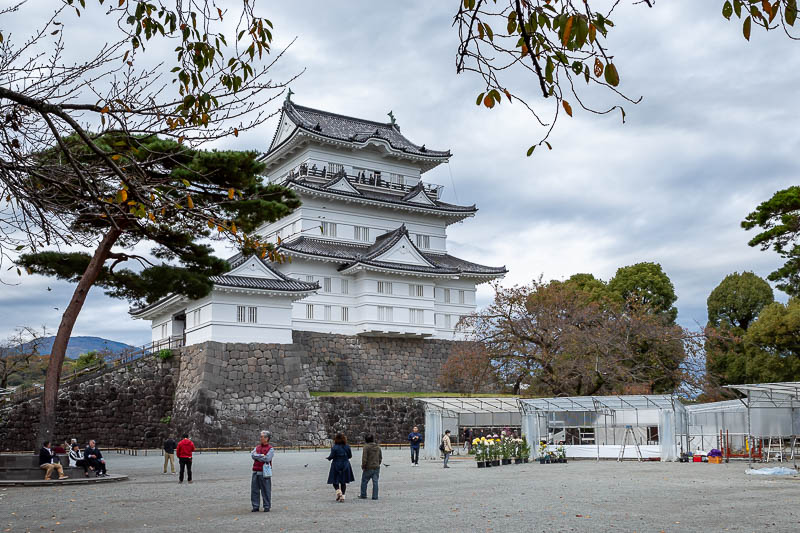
[69,444,90,477]
[85,440,107,477]
[39,441,68,480]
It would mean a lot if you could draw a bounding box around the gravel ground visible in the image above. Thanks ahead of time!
[1,449,799,532]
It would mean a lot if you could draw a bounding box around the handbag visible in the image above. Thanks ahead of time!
[262,461,272,478]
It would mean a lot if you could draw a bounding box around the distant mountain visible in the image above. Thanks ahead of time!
[21,336,135,359]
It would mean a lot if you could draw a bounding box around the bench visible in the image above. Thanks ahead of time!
[0,454,86,480]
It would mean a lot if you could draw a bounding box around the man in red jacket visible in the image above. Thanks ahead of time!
[176,433,195,484]
[250,430,274,512]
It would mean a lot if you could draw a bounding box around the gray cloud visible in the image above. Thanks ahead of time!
[1,1,796,343]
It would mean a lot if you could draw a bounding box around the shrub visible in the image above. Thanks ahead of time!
[160,415,172,424]
[157,349,173,361]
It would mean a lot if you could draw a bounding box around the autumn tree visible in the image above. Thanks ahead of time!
[459,279,696,396]
[453,0,800,153]
[439,341,498,394]
[0,327,48,389]
[0,1,300,441]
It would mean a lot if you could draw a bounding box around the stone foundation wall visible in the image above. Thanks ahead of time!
[1,331,469,449]
[315,396,425,445]
[0,355,180,450]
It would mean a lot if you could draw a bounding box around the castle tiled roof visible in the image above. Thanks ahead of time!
[207,275,318,292]
[273,100,451,159]
[288,178,477,216]
[279,226,506,278]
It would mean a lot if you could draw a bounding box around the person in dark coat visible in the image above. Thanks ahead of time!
[326,433,355,502]
[84,440,107,477]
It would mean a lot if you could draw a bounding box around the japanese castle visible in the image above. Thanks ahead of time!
[132,98,507,345]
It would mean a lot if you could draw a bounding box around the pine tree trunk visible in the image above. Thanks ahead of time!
[38,228,122,443]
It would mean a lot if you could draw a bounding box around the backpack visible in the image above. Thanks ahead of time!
[439,437,446,452]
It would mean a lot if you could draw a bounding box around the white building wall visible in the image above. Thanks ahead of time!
[184,290,297,345]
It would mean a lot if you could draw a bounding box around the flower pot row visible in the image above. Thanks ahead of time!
[538,457,567,464]
[476,458,530,468]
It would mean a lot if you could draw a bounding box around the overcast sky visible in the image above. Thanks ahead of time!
[1,1,797,346]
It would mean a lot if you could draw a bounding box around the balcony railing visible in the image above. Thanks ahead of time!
[289,165,442,200]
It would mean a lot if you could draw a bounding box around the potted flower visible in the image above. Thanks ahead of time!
[520,437,531,463]
[474,437,487,468]
[538,441,550,464]
[500,436,513,465]
[491,435,501,466]
[513,438,524,464]
[556,445,567,464]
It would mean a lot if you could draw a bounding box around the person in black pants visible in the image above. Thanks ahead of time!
[176,433,195,484]
[408,426,423,466]
[84,440,107,477]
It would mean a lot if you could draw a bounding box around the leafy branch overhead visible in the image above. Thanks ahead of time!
[454,0,799,154]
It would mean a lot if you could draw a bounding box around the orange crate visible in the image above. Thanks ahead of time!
[708,456,723,464]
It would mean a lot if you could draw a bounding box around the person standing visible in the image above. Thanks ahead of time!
[326,433,355,502]
[250,430,274,512]
[163,436,177,475]
[463,428,472,452]
[442,430,453,468]
[84,440,107,477]
[359,434,382,501]
[68,444,90,477]
[39,441,68,480]
[176,433,195,484]
[408,426,423,466]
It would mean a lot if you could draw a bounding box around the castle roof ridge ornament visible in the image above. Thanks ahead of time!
[286,87,294,101]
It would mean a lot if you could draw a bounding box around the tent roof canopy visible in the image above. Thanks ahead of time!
[519,394,684,413]
[724,381,800,408]
[416,397,520,415]
[725,382,800,399]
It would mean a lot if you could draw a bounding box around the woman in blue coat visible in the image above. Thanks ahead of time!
[326,433,355,502]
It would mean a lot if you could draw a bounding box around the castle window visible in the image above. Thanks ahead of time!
[409,284,424,297]
[237,306,256,323]
[354,226,369,242]
[324,305,332,321]
[416,234,430,249]
[237,306,246,323]
[193,309,201,326]
[377,281,392,294]
[409,308,424,325]
[306,275,315,283]
[305,304,314,320]
[444,314,452,329]
[341,306,350,322]
[444,289,451,304]
[160,323,167,338]
[323,277,332,293]
[458,290,465,304]
[377,306,393,322]
[321,222,337,237]
[328,162,344,175]
[248,306,257,323]
[341,279,349,295]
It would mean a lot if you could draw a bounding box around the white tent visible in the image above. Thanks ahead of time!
[723,382,800,466]
[519,395,688,461]
[416,398,521,460]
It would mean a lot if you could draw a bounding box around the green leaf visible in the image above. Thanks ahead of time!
[526,145,536,157]
[604,63,620,87]
[787,1,798,26]
[476,92,485,106]
[722,1,733,20]
[743,15,752,40]
[734,0,742,18]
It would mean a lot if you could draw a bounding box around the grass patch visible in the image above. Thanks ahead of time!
[310,391,518,398]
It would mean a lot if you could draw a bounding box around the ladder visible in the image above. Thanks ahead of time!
[765,436,784,463]
[618,425,643,462]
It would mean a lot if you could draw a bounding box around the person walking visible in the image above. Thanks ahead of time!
[176,433,195,484]
[442,430,453,468]
[326,433,355,502]
[163,436,177,475]
[39,441,68,480]
[359,434,382,501]
[84,440,107,477]
[250,430,274,512]
[408,426,423,466]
